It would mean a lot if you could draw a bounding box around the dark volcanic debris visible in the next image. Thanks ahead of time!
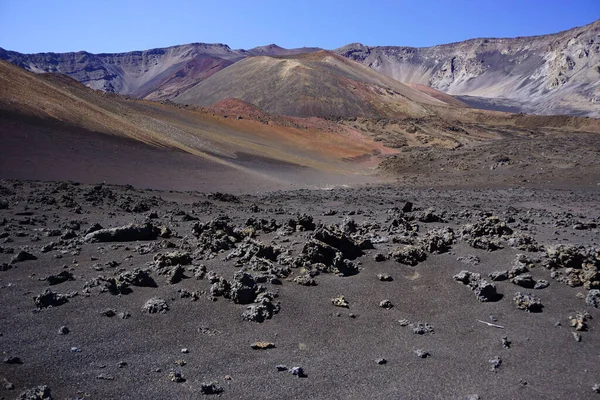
[1,180,599,399]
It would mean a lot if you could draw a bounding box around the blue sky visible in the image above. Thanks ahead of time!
[0,0,598,53]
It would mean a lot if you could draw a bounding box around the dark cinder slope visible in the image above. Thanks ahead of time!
[336,19,600,117]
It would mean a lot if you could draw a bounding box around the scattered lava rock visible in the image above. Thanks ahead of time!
[379,299,394,309]
[414,349,430,358]
[513,292,543,312]
[390,245,427,266]
[3,356,23,364]
[242,293,280,322]
[11,250,37,264]
[168,371,186,383]
[33,289,69,308]
[412,323,435,335]
[154,251,192,268]
[331,295,349,308]
[43,271,75,286]
[142,297,169,314]
[419,227,455,253]
[289,367,306,377]
[453,270,500,302]
[586,289,600,308]
[251,341,276,350]
[489,356,502,372]
[118,268,157,287]
[85,223,161,242]
[17,385,53,400]
[200,382,224,395]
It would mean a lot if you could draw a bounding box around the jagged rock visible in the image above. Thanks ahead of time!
[414,349,430,358]
[293,214,316,231]
[489,356,502,371]
[508,234,540,252]
[419,227,455,253]
[168,371,186,383]
[300,238,359,276]
[508,255,531,278]
[544,244,587,269]
[245,217,280,233]
[242,293,280,322]
[534,279,549,289]
[489,271,508,281]
[544,245,599,289]
[229,271,262,304]
[418,208,445,223]
[165,265,186,284]
[313,227,363,260]
[208,192,239,203]
[390,245,427,266]
[210,277,231,298]
[118,268,157,287]
[85,223,160,242]
[569,311,591,331]
[192,216,244,253]
[142,297,169,314]
[379,299,394,309]
[58,326,69,335]
[33,289,68,308]
[461,216,513,238]
[251,341,276,349]
[466,237,503,251]
[4,356,22,364]
[412,323,434,335]
[42,271,75,285]
[513,292,543,312]
[374,253,387,262]
[331,295,349,308]
[453,270,500,302]
[11,250,37,264]
[3,377,14,390]
[101,309,116,317]
[510,274,537,288]
[84,223,104,235]
[200,382,224,394]
[226,238,280,262]
[377,274,393,281]
[154,251,192,268]
[289,367,306,377]
[17,385,53,400]
[293,274,317,286]
[103,277,131,295]
[586,289,600,308]
[402,201,413,213]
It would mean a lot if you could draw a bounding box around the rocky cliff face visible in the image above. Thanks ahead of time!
[336,20,600,117]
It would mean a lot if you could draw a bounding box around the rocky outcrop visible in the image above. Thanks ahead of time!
[335,20,600,117]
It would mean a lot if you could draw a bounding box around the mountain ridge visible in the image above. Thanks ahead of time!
[335,19,600,117]
[1,19,599,117]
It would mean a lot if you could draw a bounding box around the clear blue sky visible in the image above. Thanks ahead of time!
[0,0,598,53]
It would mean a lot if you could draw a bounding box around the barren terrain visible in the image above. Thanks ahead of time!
[1,30,600,399]
[1,180,599,399]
